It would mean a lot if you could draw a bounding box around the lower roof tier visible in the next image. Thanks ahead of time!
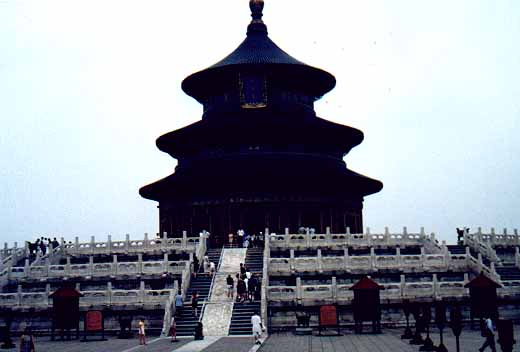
[139,153,382,202]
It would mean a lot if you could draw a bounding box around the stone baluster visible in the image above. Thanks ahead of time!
[317,249,323,273]
[72,236,78,255]
[163,253,169,273]
[24,241,29,257]
[430,232,436,244]
[3,242,7,257]
[477,253,483,272]
[503,228,508,245]
[107,282,113,304]
[163,232,168,250]
[463,273,469,295]
[420,246,425,269]
[182,231,187,249]
[343,247,349,271]
[477,227,483,242]
[331,276,337,303]
[90,235,95,254]
[370,247,375,270]
[125,234,130,252]
[89,255,94,276]
[75,282,81,291]
[384,226,390,245]
[44,258,50,276]
[284,227,289,235]
[515,247,520,268]
[400,274,406,297]
[346,227,351,246]
[144,232,149,250]
[325,226,331,242]
[113,255,118,276]
[24,259,30,277]
[140,280,146,303]
[45,283,51,305]
[366,227,371,246]
[490,227,496,244]
[432,274,438,298]
[66,256,71,276]
[490,262,497,278]
[107,235,112,253]
[403,226,408,239]
[296,277,302,302]
[138,253,143,274]
[396,247,402,267]
[290,249,295,273]
[515,229,519,246]
[17,284,22,306]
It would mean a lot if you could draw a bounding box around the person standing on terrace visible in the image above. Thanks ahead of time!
[138,319,146,345]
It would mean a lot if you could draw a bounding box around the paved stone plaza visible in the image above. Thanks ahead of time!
[27,326,520,352]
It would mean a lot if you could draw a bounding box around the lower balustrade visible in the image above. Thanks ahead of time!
[0,288,174,307]
[7,260,188,279]
[266,277,520,305]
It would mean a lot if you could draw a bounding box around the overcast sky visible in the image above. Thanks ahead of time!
[1,1,519,246]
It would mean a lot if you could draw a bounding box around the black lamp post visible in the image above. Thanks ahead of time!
[410,302,424,345]
[419,303,435,351]
[401,299,414,339]
[449,303,463,352]
[435,301,448,352]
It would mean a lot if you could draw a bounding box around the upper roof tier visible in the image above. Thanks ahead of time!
[181,0,336,103]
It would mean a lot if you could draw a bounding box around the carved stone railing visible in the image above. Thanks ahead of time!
[267,274,518,305]
[269,254,470,275]
[61,232,201,256]
[261,227,270,331]
[469,228,520,247]
[0,287,176,308]
[269,227,437,250]
[7,260,188,280]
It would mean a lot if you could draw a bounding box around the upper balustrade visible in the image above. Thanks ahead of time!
[269,227,440,251]
[467,227,520,247]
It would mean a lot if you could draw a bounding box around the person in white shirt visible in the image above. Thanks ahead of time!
[479,317,496,352]
[209,261,216,277]
[251,311,263,345]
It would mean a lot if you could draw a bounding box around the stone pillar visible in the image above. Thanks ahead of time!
[138,253,143,274]
[344,247,350,271]
[296,277,302,302]
[420,247,425,268]
[182,231,187,249]
[74,236,79,254]
[113,255,118,276]
[325,226,331,242]
[125,234,130,252]
[107,235,112,253]
[396,247,402,267]
[285,227,289,235]
[17,284,22,306]
[90,235,95,254]
[490,227,496,244]
[45,283,51,305]
[515,247,520,268]
[400,274,406,297]
[163,253,169,273]
[24,259,30,277]
[107,282,113,304]
[515,229,519,246]
[89,256,94,276]
[432,274,438,299]
[317,249,323,273]
[144,233,149,250]
[403,226,408,237]
[290,249,295,273]
[66,256,71,276]
[331,276,337,303]
[384,226,390,244]
[370,247,375,270]
[140,280,146,303]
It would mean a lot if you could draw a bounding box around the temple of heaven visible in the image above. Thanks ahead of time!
[140,0,383,246]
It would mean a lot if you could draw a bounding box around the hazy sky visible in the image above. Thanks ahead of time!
[1,1,519,246]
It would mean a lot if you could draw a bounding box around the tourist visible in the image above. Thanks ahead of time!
[175,291,183,317]
[243,236,249,248]
[236,274,245,303]
[191,291,199,317]
[203,255,209,272]
[240,263,246,279]
[138,318,146,345]
[251,311,264,345]
[209,261,216,277]
[19,327,35,352]
[194,322,204,340]
[228,233,234,247]
[226,274,234,299]
[169,315,177,343]
[479,316,496,352]
[39,239,46,256]
[248,274,257,302]
[237,229,244,245]
[193,255,199,278]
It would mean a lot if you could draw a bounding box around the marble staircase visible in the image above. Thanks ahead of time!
[245,247,263,274]
[175,273,212,336]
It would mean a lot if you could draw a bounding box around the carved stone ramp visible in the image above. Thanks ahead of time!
[202,248,247,336]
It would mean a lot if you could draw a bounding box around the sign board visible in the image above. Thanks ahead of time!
[319,305,337,326]
[85,311,103,332]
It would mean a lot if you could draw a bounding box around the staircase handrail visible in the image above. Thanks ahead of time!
[261,230,270,332]
[207,249,223,301]
[161,281,179,336]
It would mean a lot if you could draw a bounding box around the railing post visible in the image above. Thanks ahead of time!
[384,226,390,245]
[90,236,95,255]
[113,255,118,276]
[296,277,302,302]
[400,274,406,298]
[144,233,149,250]
[163,253,169,273]
[138,253,143,274]
[515,247,520,268]
[140,280,145,303]
[317,249,323,273]
[370,247,375,271]
[290,249,295,273]
[74,236,79,254]
[325,226,331,242]
[66,256,71,276]
[420,247,425,269]
[17,284,22,306]
[331,276,337,304]
[24,259,30,278]
[107,282,113,305]
[515,229,519,246]
[490,227,496,244]
[396,247,402,267]
[107,235,112,253]
[89,255,94,276]
[284,227,289,235]
[432,273,438,299]
[125,234,130,252]
[182,231,187,249]
[477,253,483,272]
[306,228,311,247]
